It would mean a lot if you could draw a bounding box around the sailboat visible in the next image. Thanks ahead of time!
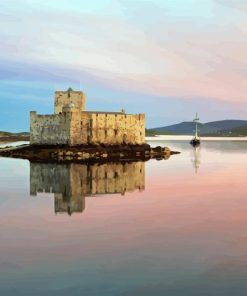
[190,113,200,146]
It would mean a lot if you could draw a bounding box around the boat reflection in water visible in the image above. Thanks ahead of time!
[191,146,201,173]
[30,161,145,215]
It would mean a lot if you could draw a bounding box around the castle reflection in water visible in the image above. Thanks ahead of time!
[30,162,145,215]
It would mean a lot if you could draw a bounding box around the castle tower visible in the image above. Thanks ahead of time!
[54,88,85,114]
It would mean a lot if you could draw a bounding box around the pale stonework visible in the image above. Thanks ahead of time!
[30,89,145,146]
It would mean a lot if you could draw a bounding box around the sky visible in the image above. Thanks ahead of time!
[0,0,247,131]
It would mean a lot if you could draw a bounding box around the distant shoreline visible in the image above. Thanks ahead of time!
[146,135,247,141]
[0,131,30,143]
[1,131,247,144]
[1,134,247,145]
[0,135,30,143]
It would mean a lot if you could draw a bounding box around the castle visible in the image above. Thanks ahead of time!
[30,88,145,146]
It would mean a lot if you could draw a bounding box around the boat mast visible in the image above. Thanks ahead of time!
[194,113,200,139]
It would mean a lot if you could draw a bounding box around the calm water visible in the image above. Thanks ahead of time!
[1,140,247,296]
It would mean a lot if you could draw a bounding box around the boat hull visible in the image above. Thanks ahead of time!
[190,138,200,146]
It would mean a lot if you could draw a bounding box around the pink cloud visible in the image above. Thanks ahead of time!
[1,0,247,109]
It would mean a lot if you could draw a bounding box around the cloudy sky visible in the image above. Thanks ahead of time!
[0,0,247,131]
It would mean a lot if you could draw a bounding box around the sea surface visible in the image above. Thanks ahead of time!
[1,139,247,296]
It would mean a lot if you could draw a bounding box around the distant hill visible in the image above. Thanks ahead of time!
[226,124,247,136]
[148,120,247,136]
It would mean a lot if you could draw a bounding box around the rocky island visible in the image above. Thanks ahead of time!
[0,143,178,162]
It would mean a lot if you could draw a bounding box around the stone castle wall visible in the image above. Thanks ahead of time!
[30,111,70,145]
[87,112,145,145]
[69,109,89,146]
[30,90,145,146]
